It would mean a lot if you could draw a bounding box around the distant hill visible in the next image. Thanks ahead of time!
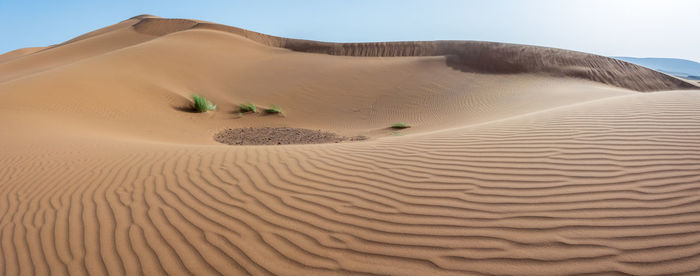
[614,57,700,80]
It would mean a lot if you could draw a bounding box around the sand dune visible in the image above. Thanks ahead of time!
[1,15,699,275]
[126,16,696,92]
[0,47,46,64]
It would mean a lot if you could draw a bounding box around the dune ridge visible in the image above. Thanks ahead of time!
[1,15,699,275]
[130,16,696,92]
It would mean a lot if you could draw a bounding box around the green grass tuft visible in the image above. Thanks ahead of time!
[192,95,216,112]
[240,103,257,113]
[390,122,411,129]
[264,105,282,114]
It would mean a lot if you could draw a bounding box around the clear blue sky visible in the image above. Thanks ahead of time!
[1,0,698,61]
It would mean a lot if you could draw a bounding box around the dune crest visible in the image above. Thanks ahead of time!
[1,15,699,275]
[129,17,696,92]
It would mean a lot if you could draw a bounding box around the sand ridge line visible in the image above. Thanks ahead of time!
[1,15,700,275]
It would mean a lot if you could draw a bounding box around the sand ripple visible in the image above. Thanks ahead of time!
[1,91,699,275]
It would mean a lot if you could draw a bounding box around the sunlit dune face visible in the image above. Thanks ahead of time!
[1,7,699,276]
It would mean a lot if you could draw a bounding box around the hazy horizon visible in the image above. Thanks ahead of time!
[1,0,698,62]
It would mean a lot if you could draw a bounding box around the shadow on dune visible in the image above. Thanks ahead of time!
[172,105,198,113]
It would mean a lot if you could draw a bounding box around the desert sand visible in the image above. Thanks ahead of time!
[1,15,699,275]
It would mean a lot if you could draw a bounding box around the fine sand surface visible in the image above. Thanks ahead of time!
[1,15,699,275]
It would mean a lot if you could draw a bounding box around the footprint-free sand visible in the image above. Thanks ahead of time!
[1,15,699,275]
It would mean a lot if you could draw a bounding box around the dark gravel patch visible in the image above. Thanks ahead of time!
[215,127,367,145]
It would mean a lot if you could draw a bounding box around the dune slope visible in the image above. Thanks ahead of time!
[0,16,699,275]
[128,16,696,92]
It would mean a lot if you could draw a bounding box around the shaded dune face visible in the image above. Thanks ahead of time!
[1,15,700,275]
[279,40,695,91]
